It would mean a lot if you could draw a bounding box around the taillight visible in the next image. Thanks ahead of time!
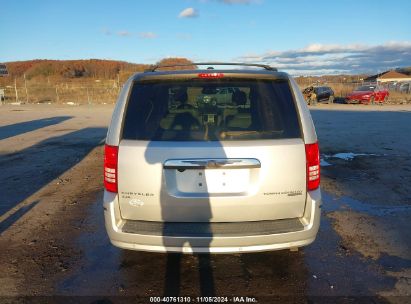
[198,73,224,79]
[305,142,320,191]
[104,144,118,193]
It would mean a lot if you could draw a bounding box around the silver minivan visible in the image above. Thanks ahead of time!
[103,63,321,253]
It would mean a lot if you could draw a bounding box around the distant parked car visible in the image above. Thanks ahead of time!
[302,86,334,105]
[346,84,389,104]
[399,82,411,94]
[196,87,240,105]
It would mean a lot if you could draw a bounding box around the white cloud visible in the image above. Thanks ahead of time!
[178,7,199,18]
[237,41,411,75]
[138,32,158,39]
[117,31,131,37]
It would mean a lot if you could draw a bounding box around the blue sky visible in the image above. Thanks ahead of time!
[1,0,411,75]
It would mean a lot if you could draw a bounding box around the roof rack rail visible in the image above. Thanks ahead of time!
[144,62,277,72]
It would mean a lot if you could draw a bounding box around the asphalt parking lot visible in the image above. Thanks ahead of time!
[0,103,410,303]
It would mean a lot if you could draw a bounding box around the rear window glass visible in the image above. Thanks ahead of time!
[356,85,375,91]
[122,78,301,141]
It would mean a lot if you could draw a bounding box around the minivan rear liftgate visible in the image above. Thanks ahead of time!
[116,75,307,223]
[117,139,307,222]
[103,67,321,252]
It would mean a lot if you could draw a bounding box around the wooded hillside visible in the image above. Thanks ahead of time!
[0,58,197,104]
[2,57,197,80]
[4,59,148,80]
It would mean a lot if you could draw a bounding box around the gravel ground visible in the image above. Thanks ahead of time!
[0,103,410,303]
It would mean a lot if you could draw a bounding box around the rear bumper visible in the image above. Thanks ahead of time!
[346,98,364,104]
[103,190,321,254]
[346,96,374,104]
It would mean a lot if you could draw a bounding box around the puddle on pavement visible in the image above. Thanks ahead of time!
[320,159,332,167]
[320,152,385,167]
[329,152,377,161]
[378,254,411,272]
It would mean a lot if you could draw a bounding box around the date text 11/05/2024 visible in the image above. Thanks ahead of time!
[149,296,258,303]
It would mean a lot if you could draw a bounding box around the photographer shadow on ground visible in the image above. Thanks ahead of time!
[144,137,225,296]
[141,96,228,295]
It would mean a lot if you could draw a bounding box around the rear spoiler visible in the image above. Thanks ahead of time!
[145,62,277,72]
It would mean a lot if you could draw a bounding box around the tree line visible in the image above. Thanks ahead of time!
[2,58,196,81]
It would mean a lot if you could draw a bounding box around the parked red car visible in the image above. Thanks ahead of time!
[346,84,389,104]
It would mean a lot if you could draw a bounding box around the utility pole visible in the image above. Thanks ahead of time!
[86,87,90,104]
[117,73,120,93]
[14,77,18,103]
[24,73,29,103]
[55,86,59,103]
